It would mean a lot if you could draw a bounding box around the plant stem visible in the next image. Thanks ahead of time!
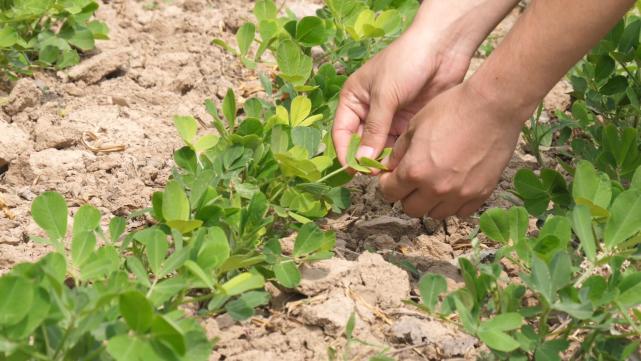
[316,165,349,184]
[52,316,75,361]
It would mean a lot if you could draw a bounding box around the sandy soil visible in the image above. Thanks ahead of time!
[0,1,572,359]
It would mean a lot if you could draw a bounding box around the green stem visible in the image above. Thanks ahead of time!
[316,165,349,184]
[614,57,641,90]
[52,316,75,361]
[617,302,641,335]
[573,263,596,288]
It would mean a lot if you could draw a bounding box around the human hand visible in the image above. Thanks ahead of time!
[378,82,534,219]
[332,27,471,166]
[332,0,521,166]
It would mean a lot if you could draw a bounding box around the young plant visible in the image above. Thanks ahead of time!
[416,162,641,360]
[0,0,109,79]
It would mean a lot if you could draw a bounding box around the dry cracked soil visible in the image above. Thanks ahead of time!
[0,1,572,360]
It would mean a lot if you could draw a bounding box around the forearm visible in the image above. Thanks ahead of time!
[470,0,634,121]
[408,0,521,57]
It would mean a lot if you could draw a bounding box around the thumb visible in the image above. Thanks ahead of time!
[356,92,397,160]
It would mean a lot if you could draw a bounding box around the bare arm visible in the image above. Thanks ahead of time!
[333,0,521,164]
[378,0,634,219]
[471,0,635,119]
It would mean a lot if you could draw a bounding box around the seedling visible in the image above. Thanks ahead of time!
[0,0,108,79]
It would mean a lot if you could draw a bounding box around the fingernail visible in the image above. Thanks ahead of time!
[355,146,374,160]
[380,155,390,168]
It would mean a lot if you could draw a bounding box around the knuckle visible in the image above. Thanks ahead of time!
[363,120,386,136]
[432,182,453,196]
[401,166,425,184]
[459,187,478,199]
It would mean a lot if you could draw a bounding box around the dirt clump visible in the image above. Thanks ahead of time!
[2,78,42,116]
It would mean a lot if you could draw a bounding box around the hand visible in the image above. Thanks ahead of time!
[332,0,521,166]
[332,28,471,166]
[378,82,532,219]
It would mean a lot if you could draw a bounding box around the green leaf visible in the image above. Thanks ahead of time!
[289,95,312,126]
[296,16,326,46]
[197,227,230,270]
[293,222,325,257]
[530,256,553,303]
[5,287,50,339]
[538,215,571,247]
[345,312,356,339]
[0,26,19,47]
[594,55,615,81]
[107,335,145,361]
[477,329,521,353]
[127,256,151,287]
[0,276,33,326]
[68,28,95,51]
[480,208,509,243]
[291,126,321,156]
[225,291,270,320]
[600,75,628,96]
[162,181,190,221]
[236,22,255,56]
[221,272,265,296]
[119,290,154,333]
[174,116,198,144]
[223,88,237,128]
[88,20,110,39]
[109,216,126,242]
[573,160,611,210]
[254,0,277,21]
[144,229,168,275]
[514,169,549,215]
[631,166,641,190]
[617,273,641,306]
[158,247,190,278]
[535,340,569,361]
[274,260,301,288]
[193,134,219,153]
[79,245,120,281]
[418,273,447,312]
[166,219,203,234]
[571,205,596,262]
[31,192,68,241]
[212,38,238,55]
[276,40,312,85]
[184,260,214,289]
[345,134,371,173]
[151,315,186,355]
[480,313,524,331]
[356,157,385,172]
[71,230,96,267]
[604,189,641,248]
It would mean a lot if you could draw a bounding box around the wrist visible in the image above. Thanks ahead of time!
[464,70,538,128]
[408,0,520,58]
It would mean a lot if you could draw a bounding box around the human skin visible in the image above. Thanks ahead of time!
[332,0,521,166]
[375,0,635,219]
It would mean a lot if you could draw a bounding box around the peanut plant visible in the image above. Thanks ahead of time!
[3,0,641,360]
[0,0,109,79]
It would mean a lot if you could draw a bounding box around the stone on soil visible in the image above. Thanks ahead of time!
[66,48,131,84]
[0,122,29,167]
[391,316,476,357]
[2,79,42,116]
[353,215,422,240]
[297,290,356,335]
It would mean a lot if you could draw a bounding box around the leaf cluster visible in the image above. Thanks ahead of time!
[0,0,109,79]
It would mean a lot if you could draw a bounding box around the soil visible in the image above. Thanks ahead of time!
[0,1,571,360]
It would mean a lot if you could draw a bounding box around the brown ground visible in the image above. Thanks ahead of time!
[0,1,571,360]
